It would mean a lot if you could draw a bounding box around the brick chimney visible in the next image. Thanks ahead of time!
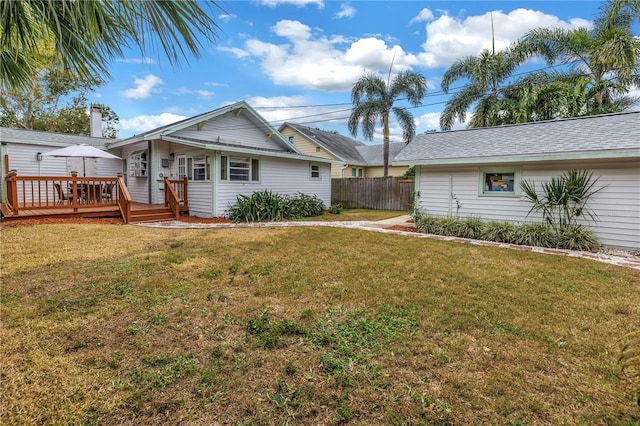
[90,105,102,137]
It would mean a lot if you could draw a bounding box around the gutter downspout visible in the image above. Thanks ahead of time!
[340,163,348,178]
[448,174,453,217]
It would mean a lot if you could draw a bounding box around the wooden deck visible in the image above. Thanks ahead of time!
[0,202,174,222]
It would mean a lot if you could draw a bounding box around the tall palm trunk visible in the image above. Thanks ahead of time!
[382,112,390,177]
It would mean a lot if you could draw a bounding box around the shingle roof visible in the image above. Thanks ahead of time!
[394,112,640,165]
[0,127,113,148]
[283,122,367,165]
[355,142,406,166]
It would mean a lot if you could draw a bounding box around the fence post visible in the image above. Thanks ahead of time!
[5,170,18,213]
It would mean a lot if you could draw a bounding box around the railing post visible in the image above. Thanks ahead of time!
[5,170,18,213]
[70,171,80,212]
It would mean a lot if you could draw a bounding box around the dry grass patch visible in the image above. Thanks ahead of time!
[1,224,639,425]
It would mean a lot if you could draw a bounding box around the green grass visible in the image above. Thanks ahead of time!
[296,208,406,222]
[1,224,639,425]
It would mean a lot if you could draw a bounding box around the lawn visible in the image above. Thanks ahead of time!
[1,223,639,425]
[296,209,405,222]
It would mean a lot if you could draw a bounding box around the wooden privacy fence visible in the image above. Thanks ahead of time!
[331,177,415,211]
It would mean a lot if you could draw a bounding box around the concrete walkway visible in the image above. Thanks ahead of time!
[135,215,640,271]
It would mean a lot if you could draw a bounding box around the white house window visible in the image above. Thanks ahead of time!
[480,168,520,195]
[221,155,260,182]
[188,156,210,181]
[310,163,321,179]
[178,155,210,181]
[129,150,147,177]
[351,167,363,178]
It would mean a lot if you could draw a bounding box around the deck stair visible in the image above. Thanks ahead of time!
[128,206,176,223]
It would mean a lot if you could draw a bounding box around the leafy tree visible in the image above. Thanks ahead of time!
[1,0,223,91]
[517,0,640,111]
[348,70,427,177]
[439,46,526,130]
[0,50,119,137]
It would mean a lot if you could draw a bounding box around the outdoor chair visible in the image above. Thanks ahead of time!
[101,183,115,202]
[54,183,71,205]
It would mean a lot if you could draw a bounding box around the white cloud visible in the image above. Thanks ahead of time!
[335,4,356,19]
[257,0,324,8]
[204,81,229,88]
[409,8,434,25]
[217,46,251,58]
[120,113,187,134]
[241,20,420,91]
[116,57,158,65]
[123,74,164,99]
[219,13,236,23]
[418,9,591,68]
[245,95,347,127]
[196,90,214,97]
[169,87,214,98]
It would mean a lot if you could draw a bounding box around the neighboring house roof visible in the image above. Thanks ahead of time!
[282,122,366,165]
[281,122,405,166]
[355,143,406,166]
[109,101,300,155]
[0,127,113,148]
[393,111,640,166]
[161,135,335,163]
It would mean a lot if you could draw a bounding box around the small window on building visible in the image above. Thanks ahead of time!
[192,156,210,181]
[315,146,321,152]
[221,155,260,182]
[351,167,363,178]
[480,168,519,195]
[288,135,295,144]
[310,163,321,179]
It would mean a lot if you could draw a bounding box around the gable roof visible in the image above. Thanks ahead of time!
[0,127,113,148]
[109,101,299,154]
[282,122,366,164]
[355,143,407,166]
[393,111,640,166]
[281,122,404,166]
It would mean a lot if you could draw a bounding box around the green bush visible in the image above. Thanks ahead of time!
[227,190,324,222]
[329,202,343,214]
[284,193,324,218]
[412,211,601,252]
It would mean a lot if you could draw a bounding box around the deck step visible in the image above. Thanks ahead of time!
[129,208,176,223]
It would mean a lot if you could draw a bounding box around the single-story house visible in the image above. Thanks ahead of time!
[0,127,121,202]
[393,111,640,250]
[279,122,409,178]
[106,101,334,218]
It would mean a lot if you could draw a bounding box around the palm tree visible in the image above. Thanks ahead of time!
[517,0,640,111]
[348,70,427,177]
[0,0,223,91]
[439,47,526,130]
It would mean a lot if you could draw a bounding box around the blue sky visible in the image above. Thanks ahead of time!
[92,0,627,141]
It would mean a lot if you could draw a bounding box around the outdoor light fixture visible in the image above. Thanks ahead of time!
[36,152,43,161]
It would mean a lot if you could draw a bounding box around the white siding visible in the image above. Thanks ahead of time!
[173,112,285,152]
[416,159,640,249]
[6,142,120,178]
[214,156,331,217]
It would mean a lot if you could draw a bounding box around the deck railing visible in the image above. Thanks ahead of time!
[4,171,123,214]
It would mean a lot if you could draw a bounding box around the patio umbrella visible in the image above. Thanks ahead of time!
[43,144,121,177]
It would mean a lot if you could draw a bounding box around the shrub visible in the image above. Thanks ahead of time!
[329,202,343,214]
[227,190,324,222]
[284,193,324,218]
[227,190,287,222]
[479,221,517,243]
[413,211,601,252]
[513,223,556,248]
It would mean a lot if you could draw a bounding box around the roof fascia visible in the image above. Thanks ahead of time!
[392,149,640,166]
[161,135,336,163]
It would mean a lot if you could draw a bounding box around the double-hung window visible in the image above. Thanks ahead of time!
[310,162,321,179]
[220,155,260,182]
[177,155,210,181]
[480,168,520,195]
[129,150,148,177]
[351,167,363,178]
